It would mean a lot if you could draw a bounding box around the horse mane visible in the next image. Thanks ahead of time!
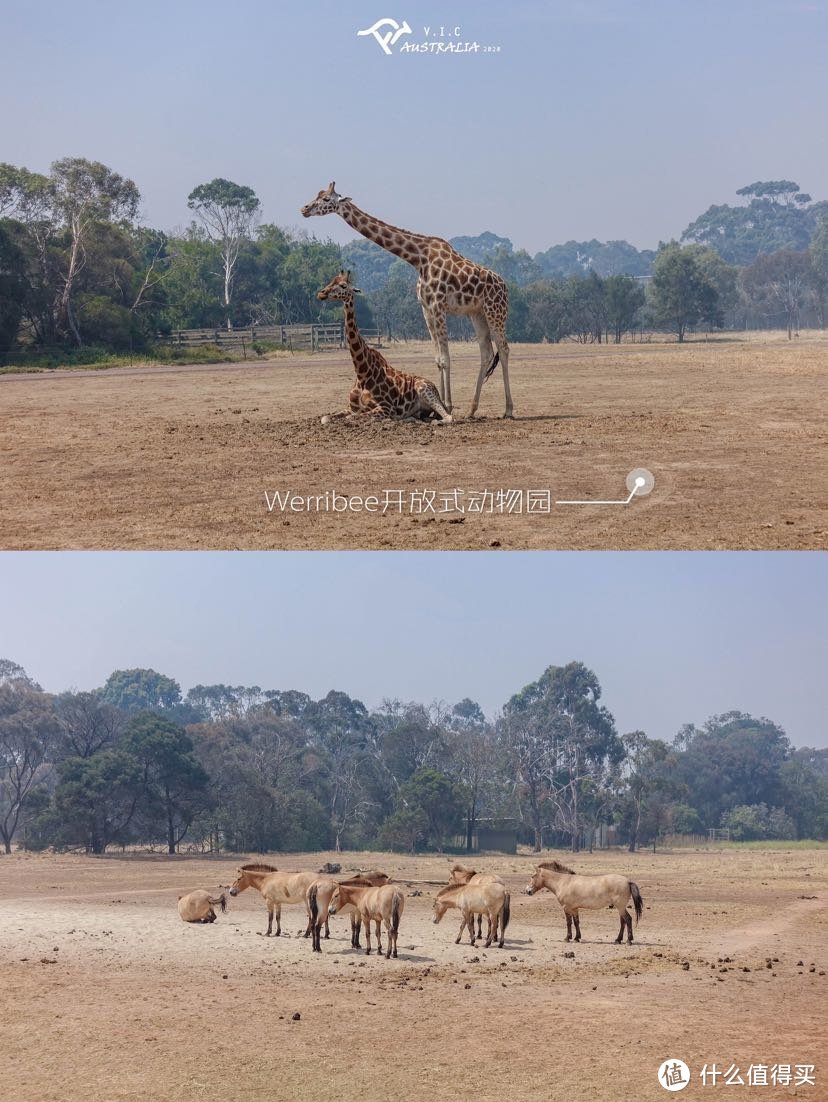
[340,873,389,886]
[437,883,462,898]
[538,860,575,875]
[450,863,476,875]
[239,863,278,873]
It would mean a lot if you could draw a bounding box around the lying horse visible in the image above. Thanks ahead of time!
[448,863,507,940]
[228,864,319,937]
[306,871,390,952]
[525,860,644,944]
[329,882,405,959]
[177,889,226,924]
[432,881,510,948]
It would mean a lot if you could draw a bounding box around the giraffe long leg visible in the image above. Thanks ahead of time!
[468,313,496,418]
[420,302,452,412]
[492,326,514,419]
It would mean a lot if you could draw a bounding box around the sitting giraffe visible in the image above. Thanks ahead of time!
[317,271,452,423]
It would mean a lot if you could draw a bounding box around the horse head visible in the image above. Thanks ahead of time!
[524,867,545,895]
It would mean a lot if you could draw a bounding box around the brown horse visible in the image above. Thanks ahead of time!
[306,872,391,952]
[177,889,226,923]
[525,860,644,944]
[329,882,405,958]
[228,864,319,937]
[432,881,510,948]
[448,864,506,940]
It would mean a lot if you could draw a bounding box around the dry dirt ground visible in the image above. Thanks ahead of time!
[0,848,825,1101]
[1,335,825,550]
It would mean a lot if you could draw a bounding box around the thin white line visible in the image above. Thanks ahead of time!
[555,488,639,506]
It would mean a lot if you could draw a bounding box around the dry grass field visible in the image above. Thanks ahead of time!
[0,847,825,1101]
[0,334,825,550]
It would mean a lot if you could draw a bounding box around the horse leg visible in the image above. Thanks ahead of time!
[375,917,383,956]
[482,910,494,949]
[351,914,360,948]
[477,913,483,940]
[565,912,573,941]
[615,908,625,943]
[266,904,274,937]
[274,905,282,937]
[324,917,330,940]
[384,918,392,959]
[626,908,634,944]
[455,915,465,945]
[573,911,581,942]
[364,917,372,955]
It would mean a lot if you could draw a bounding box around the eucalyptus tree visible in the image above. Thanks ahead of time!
[445,699,503,852]
[187,178,260,328]
[504,662,623,852]
[49,158,140,344]
[124,715,209,853]
[0,679,60,853]
[741,249,815,338]
[681,180,818,265]
[649,242,720,341]
[100,668,182,715]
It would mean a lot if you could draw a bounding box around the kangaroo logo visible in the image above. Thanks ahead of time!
[357,17,413,54]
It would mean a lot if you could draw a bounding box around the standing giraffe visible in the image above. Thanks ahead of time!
[301,183,513,419]
[317,271,452,423]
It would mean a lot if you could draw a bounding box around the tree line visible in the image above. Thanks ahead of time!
[1,657,825,858]
[2,162,827,361]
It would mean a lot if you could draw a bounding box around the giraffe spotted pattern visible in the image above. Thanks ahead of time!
[302,183,514,418]
[317,271,452,423]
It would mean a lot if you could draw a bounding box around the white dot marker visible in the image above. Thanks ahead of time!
[626,468,655,497]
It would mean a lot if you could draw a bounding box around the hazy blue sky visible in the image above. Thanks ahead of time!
[3,1,826,251]
[0,552,824,748]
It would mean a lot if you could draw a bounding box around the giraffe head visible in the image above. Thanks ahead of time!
[301,181,351,218]
[317,270,361,302]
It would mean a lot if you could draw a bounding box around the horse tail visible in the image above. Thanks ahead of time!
[501,892,511,936]
[308,883,319,925]
[629,881,643,924]
[391,891,403,938]
[484,350,500,380]
[209,893,227,914]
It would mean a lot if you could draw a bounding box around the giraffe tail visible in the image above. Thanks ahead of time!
[484,351,500,380]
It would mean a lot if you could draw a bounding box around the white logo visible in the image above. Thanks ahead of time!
[658,1060,690,1092]
[357,17,413,54]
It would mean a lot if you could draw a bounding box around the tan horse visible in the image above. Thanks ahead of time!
[525,860,644,944]
[228,864,319,937]
[432,881,510,948]
[177,889,226,923]
[448,864,506,940]
[329,882,405,958]
[306,872,391,952]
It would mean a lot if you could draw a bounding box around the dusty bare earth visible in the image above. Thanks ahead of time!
[1,847,825,1101]
[0,336,825,550]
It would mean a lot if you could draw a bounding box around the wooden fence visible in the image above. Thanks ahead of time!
[159,323,383,354]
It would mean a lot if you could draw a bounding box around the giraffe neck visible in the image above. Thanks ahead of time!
[339,200,428,268]
[342,296,381,385]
